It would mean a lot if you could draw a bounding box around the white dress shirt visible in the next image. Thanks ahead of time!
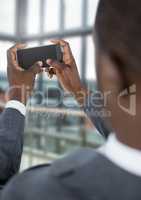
[99,134,141,177]
[5,100,26,116]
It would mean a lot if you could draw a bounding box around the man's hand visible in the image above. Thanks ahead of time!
[46,40,89,105]
[7,44,43,104]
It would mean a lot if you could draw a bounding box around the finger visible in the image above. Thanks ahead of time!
[46,59,71,85]
[28,61,44,75]
[55,69,72,91]
[9,43,27,52]
[7,43,27,64]
[8,43,26,56]
[48,67,56,75]
[51,39,73,60]
[46,59,67,73]
[45,67,53,79]
[51,39,68,46]
[51,39,71,52]
[45,67,52,76]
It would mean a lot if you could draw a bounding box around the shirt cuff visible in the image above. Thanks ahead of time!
[5,100,26,116]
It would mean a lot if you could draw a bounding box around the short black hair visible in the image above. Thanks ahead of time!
[95,0,141,72]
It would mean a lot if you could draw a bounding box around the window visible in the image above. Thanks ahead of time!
[0,0,16,34]
[64,37,82,74]
[0,41,13,72]
[27,41,40,48]
[86,36,96,80]
[27,0,40,35]
[0,0,99,79]
[87,0,99,26]
[44,0,60,32]
[64,0,83,29]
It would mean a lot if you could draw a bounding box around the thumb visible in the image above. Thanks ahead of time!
[28,61,43,75]
[46,59,67,73]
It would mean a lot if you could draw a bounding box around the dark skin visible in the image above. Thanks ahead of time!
[47,39,141,150]
[96,50,141,150]
[46,40,89,105]
[7,44,43,105]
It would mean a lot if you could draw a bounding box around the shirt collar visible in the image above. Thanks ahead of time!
[99,134,141,177]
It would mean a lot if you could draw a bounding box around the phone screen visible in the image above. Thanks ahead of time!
[17,45,63,70]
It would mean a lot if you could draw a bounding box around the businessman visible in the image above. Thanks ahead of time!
[2,0,141,199]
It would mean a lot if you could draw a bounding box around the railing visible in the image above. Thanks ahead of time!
[0,102,105,169]
[21,106,105,169]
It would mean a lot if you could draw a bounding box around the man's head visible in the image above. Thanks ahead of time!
[94,0,141,147]
[95,0,141,71]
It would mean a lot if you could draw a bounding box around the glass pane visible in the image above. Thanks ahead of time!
[43,40,52,46]
[86,36,96,80]
[64,0,82,29]
[0,0,16,34]
[87,0,99,26]
[64,37,82,75]
[44,0,60,32]
[0,42,13,73]
[27,41,40,48]
[27,0,40,35]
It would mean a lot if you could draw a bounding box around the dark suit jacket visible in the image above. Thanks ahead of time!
[2,149,141,200]
[0,95,110,199]
[0,108,25,195]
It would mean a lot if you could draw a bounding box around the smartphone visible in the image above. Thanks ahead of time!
[17,44,63,70]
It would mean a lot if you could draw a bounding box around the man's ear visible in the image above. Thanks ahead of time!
[96,52,125,96]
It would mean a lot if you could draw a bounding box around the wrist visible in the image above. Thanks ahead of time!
[7,86,30,105]
[73,87,90,106]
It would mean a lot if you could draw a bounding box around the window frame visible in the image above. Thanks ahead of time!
[0,0,94,81]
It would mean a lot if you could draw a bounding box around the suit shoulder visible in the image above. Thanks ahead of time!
[1,150,102,200]
[50,148,99,177]
[1,163,75,200]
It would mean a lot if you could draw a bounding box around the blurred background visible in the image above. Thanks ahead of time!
[0,0,105,170]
